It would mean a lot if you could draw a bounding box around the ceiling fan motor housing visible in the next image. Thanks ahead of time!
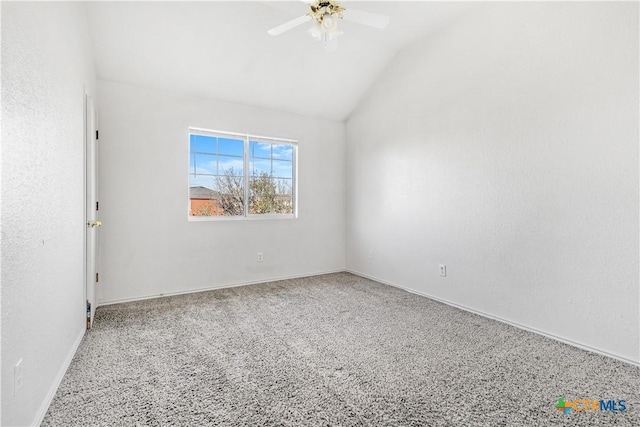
[309,0,345,24]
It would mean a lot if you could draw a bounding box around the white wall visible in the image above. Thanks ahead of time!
[97,81,346,304]
[1,2,97,426]
[346,2,639,364]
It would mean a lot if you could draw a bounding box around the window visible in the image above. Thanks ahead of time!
[189,128,297,219]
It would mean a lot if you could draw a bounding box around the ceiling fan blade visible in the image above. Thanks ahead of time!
[342,8,389,29]
[268,15,312,36]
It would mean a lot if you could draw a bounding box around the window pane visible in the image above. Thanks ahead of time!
[219,137,244,156]
[190,134,197,154]
[278,195,294,214]
[189,176,219,217]
[249,176,293,215]
[194,135,216,154]
[272,160,292,179]
[272,144,293,161]
[190,174,216,191]
[249,141,271,159]
[214,174,244,216]
[194,153,217,175]
[218,155,244,176]
[250,158,271,176]
[275,178,293,196]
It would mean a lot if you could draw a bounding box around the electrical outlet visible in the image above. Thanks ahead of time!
[368,249,374,259]
[14,359,23,396]
[439,264,447,277]
[257,252,263,262]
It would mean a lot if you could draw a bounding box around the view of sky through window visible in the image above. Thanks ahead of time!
[189,130,296,218]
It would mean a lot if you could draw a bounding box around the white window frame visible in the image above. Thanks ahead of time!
[188,127,298,221]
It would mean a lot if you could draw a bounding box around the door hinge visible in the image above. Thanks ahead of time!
[96,130,99,140]
[96,201,99,211]
[96,273,99,283]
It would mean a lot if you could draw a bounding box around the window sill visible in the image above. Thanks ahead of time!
[188,214,297,222]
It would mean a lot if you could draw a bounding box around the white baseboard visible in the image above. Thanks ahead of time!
[32,327,86,426]
[347,269,640,368]
[98,269,346,307]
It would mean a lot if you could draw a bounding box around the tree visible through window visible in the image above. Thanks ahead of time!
[189,129,297,218]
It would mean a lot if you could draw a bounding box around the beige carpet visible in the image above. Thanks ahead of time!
[42,272,640,426]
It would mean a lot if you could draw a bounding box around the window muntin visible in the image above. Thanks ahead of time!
[189,129,297,219]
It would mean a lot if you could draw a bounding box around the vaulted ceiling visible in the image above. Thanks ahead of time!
[85,1,475,121]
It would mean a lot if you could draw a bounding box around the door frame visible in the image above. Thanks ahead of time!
[84,92,98,328]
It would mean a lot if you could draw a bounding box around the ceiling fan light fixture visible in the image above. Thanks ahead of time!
[322,13,334,29]
[308,21,342,48]
[308,21,322,40]
[308,9,341,48]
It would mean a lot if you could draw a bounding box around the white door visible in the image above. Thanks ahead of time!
[85,94,100,328]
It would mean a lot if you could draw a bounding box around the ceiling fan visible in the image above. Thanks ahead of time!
[267,0,390,47]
